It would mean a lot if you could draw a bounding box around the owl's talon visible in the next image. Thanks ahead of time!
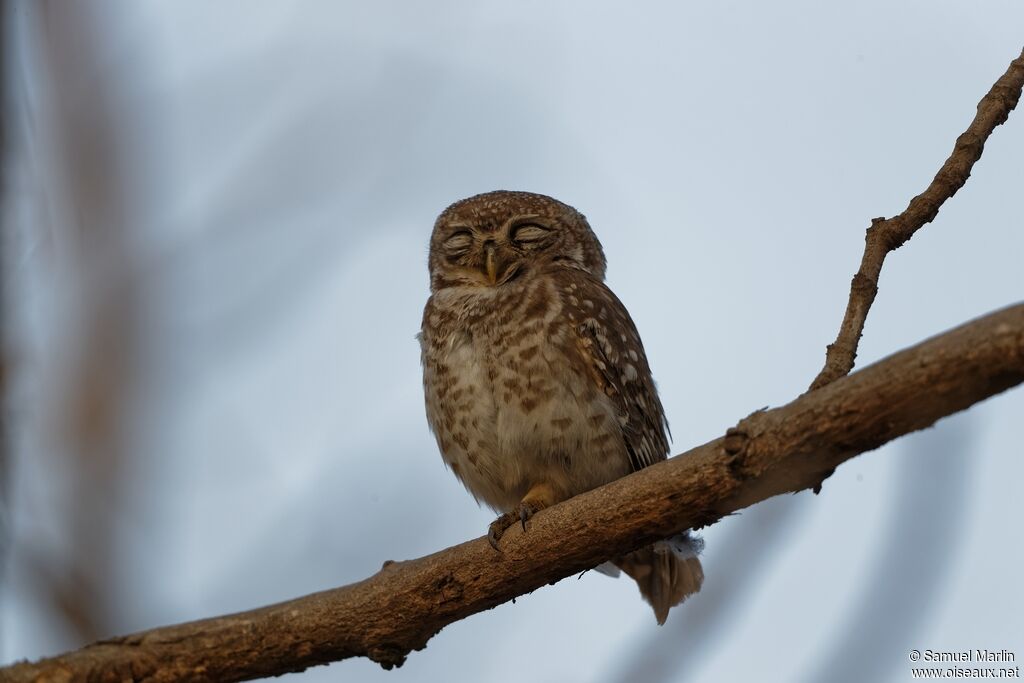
[487,511,517,551]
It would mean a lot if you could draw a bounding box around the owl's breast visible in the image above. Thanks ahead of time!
[421,276,629,511]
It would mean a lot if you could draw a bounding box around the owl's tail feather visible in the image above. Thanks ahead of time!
[613,532,704,625]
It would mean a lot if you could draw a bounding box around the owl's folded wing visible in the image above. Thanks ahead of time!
[570,277,671,472]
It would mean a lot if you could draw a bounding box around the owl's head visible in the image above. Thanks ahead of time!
[427,190,607,292]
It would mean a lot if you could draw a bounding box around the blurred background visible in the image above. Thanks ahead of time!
[2,2,1022,681]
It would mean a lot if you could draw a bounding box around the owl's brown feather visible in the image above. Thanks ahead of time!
[614,542,704,625]
[564,274,670,472]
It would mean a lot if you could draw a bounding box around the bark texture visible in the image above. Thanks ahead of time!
[5,303,1023,682]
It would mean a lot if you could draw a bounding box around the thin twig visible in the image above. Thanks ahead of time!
[809,48,1024,391]
[4,304,1023,682]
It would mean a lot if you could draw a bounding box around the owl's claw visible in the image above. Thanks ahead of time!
[487,501,541,551]
[487,516,512,550]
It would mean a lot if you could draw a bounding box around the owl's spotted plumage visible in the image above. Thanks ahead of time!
[420,190,702,623]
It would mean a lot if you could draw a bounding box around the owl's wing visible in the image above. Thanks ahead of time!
[569,276,670,472]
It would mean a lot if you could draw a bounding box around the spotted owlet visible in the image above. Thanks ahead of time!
[419,190,703,624]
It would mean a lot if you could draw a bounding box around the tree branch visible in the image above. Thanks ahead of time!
[5,303,1023,682]
[809,47,1024,391]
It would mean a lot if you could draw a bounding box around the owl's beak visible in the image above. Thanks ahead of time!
[485,245,499,284]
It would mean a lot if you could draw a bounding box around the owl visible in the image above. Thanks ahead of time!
[419,190,702,624]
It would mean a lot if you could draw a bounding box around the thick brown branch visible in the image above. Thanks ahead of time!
[5,303,1023,682]
[809,47,1024,391]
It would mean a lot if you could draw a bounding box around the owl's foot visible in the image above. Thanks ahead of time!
[487,501,542,550]
[487,483,557,551]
